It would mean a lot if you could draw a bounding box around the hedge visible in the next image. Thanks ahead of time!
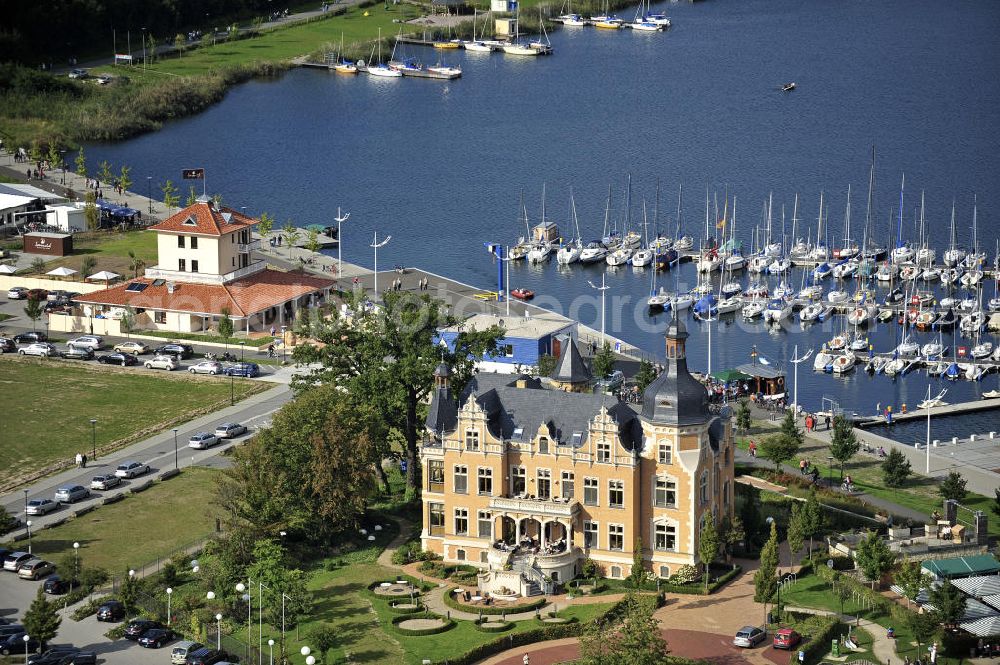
[442,587,548,616]
[367,577,435,594]
[390,612,456,636]
[786,614,840,665]
[473,618,514,633]
[386,602,425,615]
[594,565,743,596]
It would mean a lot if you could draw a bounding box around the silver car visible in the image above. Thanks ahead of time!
[90,474,121,491]
[18,342,56,357]
[54,485,90,503]
[733,626,766,648]
[25,498,58,515]
[188,432,218,449]
[67,336,103,351]
[189,360,223,375]
[214,423,247,439]
[145,355,179,371]
[115,461,149,478]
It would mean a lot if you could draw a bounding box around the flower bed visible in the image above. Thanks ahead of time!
[442,587,548,616]
[473,617,513,633]
[391,612,456,636]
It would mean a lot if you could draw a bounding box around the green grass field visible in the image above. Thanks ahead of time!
[0,356,261,485]
[7,467,219,574]
[34,230,158,278]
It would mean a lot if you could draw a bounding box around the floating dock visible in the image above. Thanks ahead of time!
[855,397,1000,427]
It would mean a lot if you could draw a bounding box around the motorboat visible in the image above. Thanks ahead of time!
[763,299,793,324]
[812,262,832,280]
[629,19,664,31]
[741,300,765,320]
[828,290,849,304]
[782,82,797,92]
[876,263,897,282]
[640,11,672,26]
[899,265,919,281]
[827,334,848,351]
[798,285,824,300]
[631,248,654,268]
[556,13,587,26]
[896,336,920,356]
[511,288,535,300]
[333,61,358,74]
[606,247,632,267]
[427,64,463,78]
[831,354,855,374]
[579,241,608,264]
[813,351,834,372]
[920,267,941,282]
[971,342,994,359]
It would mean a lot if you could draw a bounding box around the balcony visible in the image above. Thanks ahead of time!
[533,546,581,570]
[237,239,261,253]
[221,260,266,283]
[489,496,579,519]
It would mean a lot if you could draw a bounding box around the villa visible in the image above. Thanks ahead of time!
[420,314,735,597]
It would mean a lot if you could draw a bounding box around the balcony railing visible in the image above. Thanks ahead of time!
[489,496,579,518]
[237,239,261,253]
[221,261,266,282]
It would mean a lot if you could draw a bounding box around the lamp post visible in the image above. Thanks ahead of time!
[334,207,349,276]
[215,613,223,650]
[59,150,66,185]
[166,587,173,625]
[172,427,179,471]
[23,489,28,520]
[73,542,80,590]
[141,28,147,69]
[237,582,251,664]
[789,345,813,417]
[587,274,610,345]
[280,326,287,364]
[230,371,235,406]
[239,340,245,362]
[268,639,274,665]
[370,231,391,299]
[90,418,97,460]
[925,384,932,473]
[26,521,32,554]
[827,455,834,488]
[23,634,30,660]
[301,646,315,665]
[147,177,152,214]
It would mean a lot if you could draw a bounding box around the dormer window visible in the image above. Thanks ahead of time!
[512,427,524,440]
[182,216,197,227]
[221,212,232,223]
[570,431,583,447]
[538,436,549,454]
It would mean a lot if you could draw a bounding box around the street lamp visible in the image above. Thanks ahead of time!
[26,521,32,554]
[141,28,147,69]
[172,427,179,470]
[789,344,813,417]
[23,634,30,660]
[90,418,97,460]
[334,207,349,276]
[280,326,287,364]
[301,646,315,665]
[206,591,216,601]
[268,639,274,665]
[23,489,28,520]
[59,150,66,186]
[587,274,610,345]
[73,542,80,590]
[230,371,235,406]
[369,231,391,298]
[215,613,223,650]
[166,587,173,625]
[236,582,251,664]
[827,455,834,488]
[239,340,246,362]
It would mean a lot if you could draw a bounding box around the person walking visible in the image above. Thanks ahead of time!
[825,415,832,430]
[75,452,83,467]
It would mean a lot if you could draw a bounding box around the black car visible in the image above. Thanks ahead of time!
[223,362,260,378]
[27,646,80,665]
[44,575,71,595]
[96,352,138,367]
[59,347,94,361]
[0,625,25,639]
[95,600,125,622]
[137,628,175,648]
[185,647,229,665]
[123,618,162,640]
[0,632,40,655]
[155,343,195,360]
[0,338,15,353]
[13,332,47,344]
[63,652,96,665]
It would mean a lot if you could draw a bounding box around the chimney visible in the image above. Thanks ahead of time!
[167,282,175,294]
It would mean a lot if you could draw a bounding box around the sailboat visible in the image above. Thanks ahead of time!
[333,33,358,74]
[527,184,552,263]
[557,191,583,265]
[592,0,624,29]
[833,185,859,259]
[942,200,965,267]
[989,241,1000,311]
[631,201,654,268]
[581,187,613,264]
[914,191,935,266]
[890,174,913,264]
[629,0,665,31]
[503,7,552,55]
[509,190,532,260]
[464,9,494,51]
[364,29,402,77]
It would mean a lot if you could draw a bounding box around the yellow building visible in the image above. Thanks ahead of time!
[420,314,735,596]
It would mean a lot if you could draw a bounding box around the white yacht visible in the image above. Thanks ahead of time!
[579,242,608,264]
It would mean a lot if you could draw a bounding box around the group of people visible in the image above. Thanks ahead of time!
[74,452,89,468]
[802,413,832,432]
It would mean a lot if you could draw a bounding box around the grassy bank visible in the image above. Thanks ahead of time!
[5,468,220,574]
[0,355,262,488]
[24,230,159,278]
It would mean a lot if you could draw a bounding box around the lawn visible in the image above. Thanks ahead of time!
[6,467,219,574]
[0,355,263,489]
[30,230,158,279]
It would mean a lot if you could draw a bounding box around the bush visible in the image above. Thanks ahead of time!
[306,625,338,658]
[670,564,701,585]
[473,617,513,632]
[786,615,840,665]
[418,560,447,578]
[161,561,179,587]
[386,602,425,614]
[71,595,112,621]
[78,567,110,590]
[581,557,602,580]
[391,541,422,566]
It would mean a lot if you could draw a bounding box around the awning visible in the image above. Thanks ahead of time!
[711,368,751,383]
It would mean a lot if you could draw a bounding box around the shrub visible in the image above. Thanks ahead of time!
[786,615,840,665]
[581,558,602,580]
[474,618,513,633]
[418,560,447,578]
[306,625,338,657]
[161,561,179,587]
[391,541,422,566]
[71,595,112,621]
[670,564,701,585]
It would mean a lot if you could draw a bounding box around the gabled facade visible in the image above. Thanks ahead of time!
[419,317,735,592]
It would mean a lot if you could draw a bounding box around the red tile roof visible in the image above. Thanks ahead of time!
[75,269,335,318]
[149,202,260,236]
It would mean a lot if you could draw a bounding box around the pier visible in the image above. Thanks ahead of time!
[856,397,1000,427]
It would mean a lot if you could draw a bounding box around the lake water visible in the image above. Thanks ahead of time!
[85,0,1000,414]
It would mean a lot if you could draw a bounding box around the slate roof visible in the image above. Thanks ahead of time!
[149,202,259,236]
[641,314,711,426]
[550,337,591,384]
[425,372,641,451]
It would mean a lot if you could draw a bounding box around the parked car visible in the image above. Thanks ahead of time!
[188,360,222,375]
[90,474,121,491]
[113,341,149,354]
[94,74,112,85]
[144,355,179,371]
[188,432,218,449]
[96,600,125,622]
[43,575,70,595]
[223,362,260,378]
[18,342,56,357]
[25,498,58,515]
[67,336,103,351]
[6,287,27,299]
[594,369,625,393]
[733,626,766,648]
[28,647,86,665]
[114,461,149,478]
[0,632,40,655]
[137,628,176,648]
[0,338,16,353]
[3,552,36,572]
[65,652,97,665]
[54,485,90,503]
[214,422,247,439]
[155,343,195,359]
[773,628,801,650]
[68,68,89,79]
[0,624,25,639]
[97,352,138,366]
[59,347,94,361]
[18,559,55,580]
[184,647,227,665]
[171,641,204,664]
[124,618,162,640]
[25,289,49,301]
[13,332,48,344]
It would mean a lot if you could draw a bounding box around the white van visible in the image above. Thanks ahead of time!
[171,641,204,664]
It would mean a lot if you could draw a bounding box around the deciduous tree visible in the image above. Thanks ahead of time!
[217,308,234,346]
[786,503,805,567]
[629,538,645,589]
[698,518,719,590]
[22,588,61,650]
[292,290,503,493]
[97,160,113,186]
[938,470,967,502]
[536,353,557,377]
[800,489,826,559]
[719,515,745,561]
[894,557,931,608]
[306,228,320,254]
[118,571,140,613]
[736,399,752,433]
[592,341,616,380]
[75,146,87,178]
[881,449,911,487]
[634,359,656,392]
[118,165,132,193]
[780,409,803,446]
[257,212,274,245]
[579,593,670,665]
[174,34,186,57]
[81,256,97,279]
[84,190,99,231]
[753,521,778,603]
[161,180,179,213]
[759,432,799,471]
[929,580,966,627]
[0,506,18,534]
[829,415,859,481]
[185,186,198,206]
[855,530,894,588]
[24,297,43,331]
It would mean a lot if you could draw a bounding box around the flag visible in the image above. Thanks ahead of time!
[759,356,771,366]
[182,168,205,180]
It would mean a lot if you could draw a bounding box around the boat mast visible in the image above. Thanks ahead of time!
[843,185,852,251]
[570,187,582,245]
[602,184,612,239]
[864,146,876,254]
[896,173,905,250]
[676,183,683,239]
[653,178,660,239]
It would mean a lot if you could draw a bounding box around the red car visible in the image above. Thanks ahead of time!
[773,628,801,649]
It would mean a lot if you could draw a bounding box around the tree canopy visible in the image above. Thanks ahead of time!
[855,530,894,588]
[579,593,670,665]
[22,588,61,650]
[759,432,799,471]
[754,521,779,603]
[938,471,967,502]
[929,580,967,627]
[881,449,912,487]
[292,290,503,491]
[828,415,859,480]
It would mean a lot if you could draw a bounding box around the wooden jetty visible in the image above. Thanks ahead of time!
[855,397,1000,427]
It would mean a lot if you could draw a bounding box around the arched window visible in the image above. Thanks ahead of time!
[610,565,622,579]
